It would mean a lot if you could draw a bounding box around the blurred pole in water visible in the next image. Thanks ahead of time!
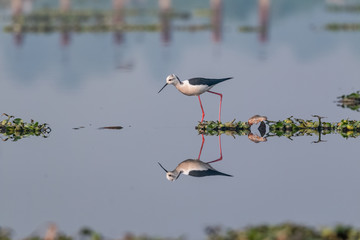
[11,0,22,16]
[44,224,57,240]
[159,0,171,45]
[60,0,71,46]
[60,0,70,12]
[113,0,125,45]
[11,0,24,46]
[258,0,270,43]
[211,0,222,43]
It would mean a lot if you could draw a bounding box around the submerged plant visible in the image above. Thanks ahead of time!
[0,113,51,141]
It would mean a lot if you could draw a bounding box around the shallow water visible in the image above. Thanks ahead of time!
[1,0,360,239]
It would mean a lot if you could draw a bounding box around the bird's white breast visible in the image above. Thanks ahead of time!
[176,80,212,96]
[177,159,210,175]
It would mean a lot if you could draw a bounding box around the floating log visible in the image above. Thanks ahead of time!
[98,126,123,130]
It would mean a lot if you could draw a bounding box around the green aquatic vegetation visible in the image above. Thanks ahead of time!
[2,223,360,240]
[0,114,51,141]
[196,116,360,140]
[3,23,215,33]
[206,223,360,240]
[3,23,162,33]
[0,226,182,240]
[270,116,334,131]
[325,23,360,31]
[3,9,193,33]
[268,116,360,139]
[8,9,190,22]
[327,5,360,12]
[337,91,360,112]
[238,26,260,32]
[196,120,250,136]
[336,119,360,138]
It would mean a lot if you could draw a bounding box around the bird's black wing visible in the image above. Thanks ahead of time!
[188,77,232,87]
[188,169,233,177]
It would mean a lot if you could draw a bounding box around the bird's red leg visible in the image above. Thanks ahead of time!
[198,95,205,122]
[207,135,223,163]
[207,90,222,122]
[197,134,205,160]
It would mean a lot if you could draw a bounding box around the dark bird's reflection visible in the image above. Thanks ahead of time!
[158,135,232,181]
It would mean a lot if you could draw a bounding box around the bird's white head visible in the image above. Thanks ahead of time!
[158,162,180,181]
[158,74,180,93]
[166,171,179,181]
[166,74,180,85]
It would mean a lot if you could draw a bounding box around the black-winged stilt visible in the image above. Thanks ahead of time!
[158,134,232,181]
[158,74,232,122]
[158,159,232,181]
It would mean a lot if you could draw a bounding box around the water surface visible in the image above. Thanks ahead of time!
[1,1,360,239]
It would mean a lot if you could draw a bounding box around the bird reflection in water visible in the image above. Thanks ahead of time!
[248,132,267,143]
[247,115,268,143]
[158,135,232,181]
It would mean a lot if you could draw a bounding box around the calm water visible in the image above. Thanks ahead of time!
[1,0,360,239]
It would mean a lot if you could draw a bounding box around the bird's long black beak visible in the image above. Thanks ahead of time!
[158,83,168,93]
[158,162,168,173]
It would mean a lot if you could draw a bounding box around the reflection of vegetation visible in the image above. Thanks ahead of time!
[196,116,360,139]
[325,23,360,31]
[4,24,213,33]
[327,5,360,12]
[3,9,209,33]
[4,23,162,33]
[238,26,260,32]
[337,91,360,112]
[9,9,190,21]
[0,114,51,141]
[206,223,360,240]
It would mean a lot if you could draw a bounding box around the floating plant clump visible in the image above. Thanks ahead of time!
[206,223,360,240]
[0,114,51,141]
[337,91,360,112]
[196,119,251,136]
[196,115,266,136]
[267,116,360,139]
[327,5,360,12]
[196,115,360,139]
[238,26,260,32]
[2,222,360,240]
[325,23,360,31]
